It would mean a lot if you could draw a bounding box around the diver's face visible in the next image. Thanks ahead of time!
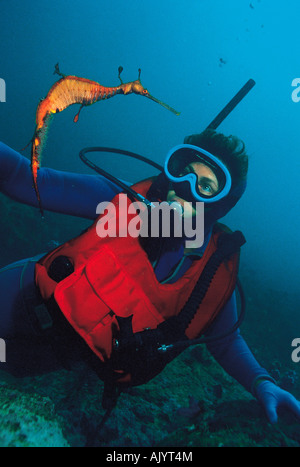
[167,161,219,217]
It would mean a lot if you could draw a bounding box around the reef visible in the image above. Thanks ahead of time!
[0,342,299,447]
[0,383,68,447]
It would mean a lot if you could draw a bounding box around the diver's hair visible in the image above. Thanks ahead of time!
[184,129,248,187]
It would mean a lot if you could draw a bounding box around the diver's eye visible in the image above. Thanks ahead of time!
[180,163,219,198]
[198,183,214,196]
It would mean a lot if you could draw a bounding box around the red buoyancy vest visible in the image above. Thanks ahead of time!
[35,178,240,365]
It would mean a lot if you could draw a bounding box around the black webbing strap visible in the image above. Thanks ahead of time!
[158,230,246,340]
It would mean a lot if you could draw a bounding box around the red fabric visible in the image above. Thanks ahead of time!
[35,178,240,362]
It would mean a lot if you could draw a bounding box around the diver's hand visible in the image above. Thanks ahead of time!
[256,380,300,424]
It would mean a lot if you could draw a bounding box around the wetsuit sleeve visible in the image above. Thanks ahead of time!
[205,293,272,394]
[0,142,123,219]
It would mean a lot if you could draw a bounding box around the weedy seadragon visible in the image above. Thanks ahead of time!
[27,64,180,216]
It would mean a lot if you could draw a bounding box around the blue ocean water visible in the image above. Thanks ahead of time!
[0,0,300,447]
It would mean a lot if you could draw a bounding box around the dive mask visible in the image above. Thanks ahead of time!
[164,144,232,203]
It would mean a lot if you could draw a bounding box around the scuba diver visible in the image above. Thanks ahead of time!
[0,128,300,426]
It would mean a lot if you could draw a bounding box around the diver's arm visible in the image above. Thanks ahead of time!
[206,294,300,423]
[205,293,273,393]
[0,142,122,219]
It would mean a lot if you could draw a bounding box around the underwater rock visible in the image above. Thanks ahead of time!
[0,385,69,447]
[212,384,223,399]
[176,396,204,419]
